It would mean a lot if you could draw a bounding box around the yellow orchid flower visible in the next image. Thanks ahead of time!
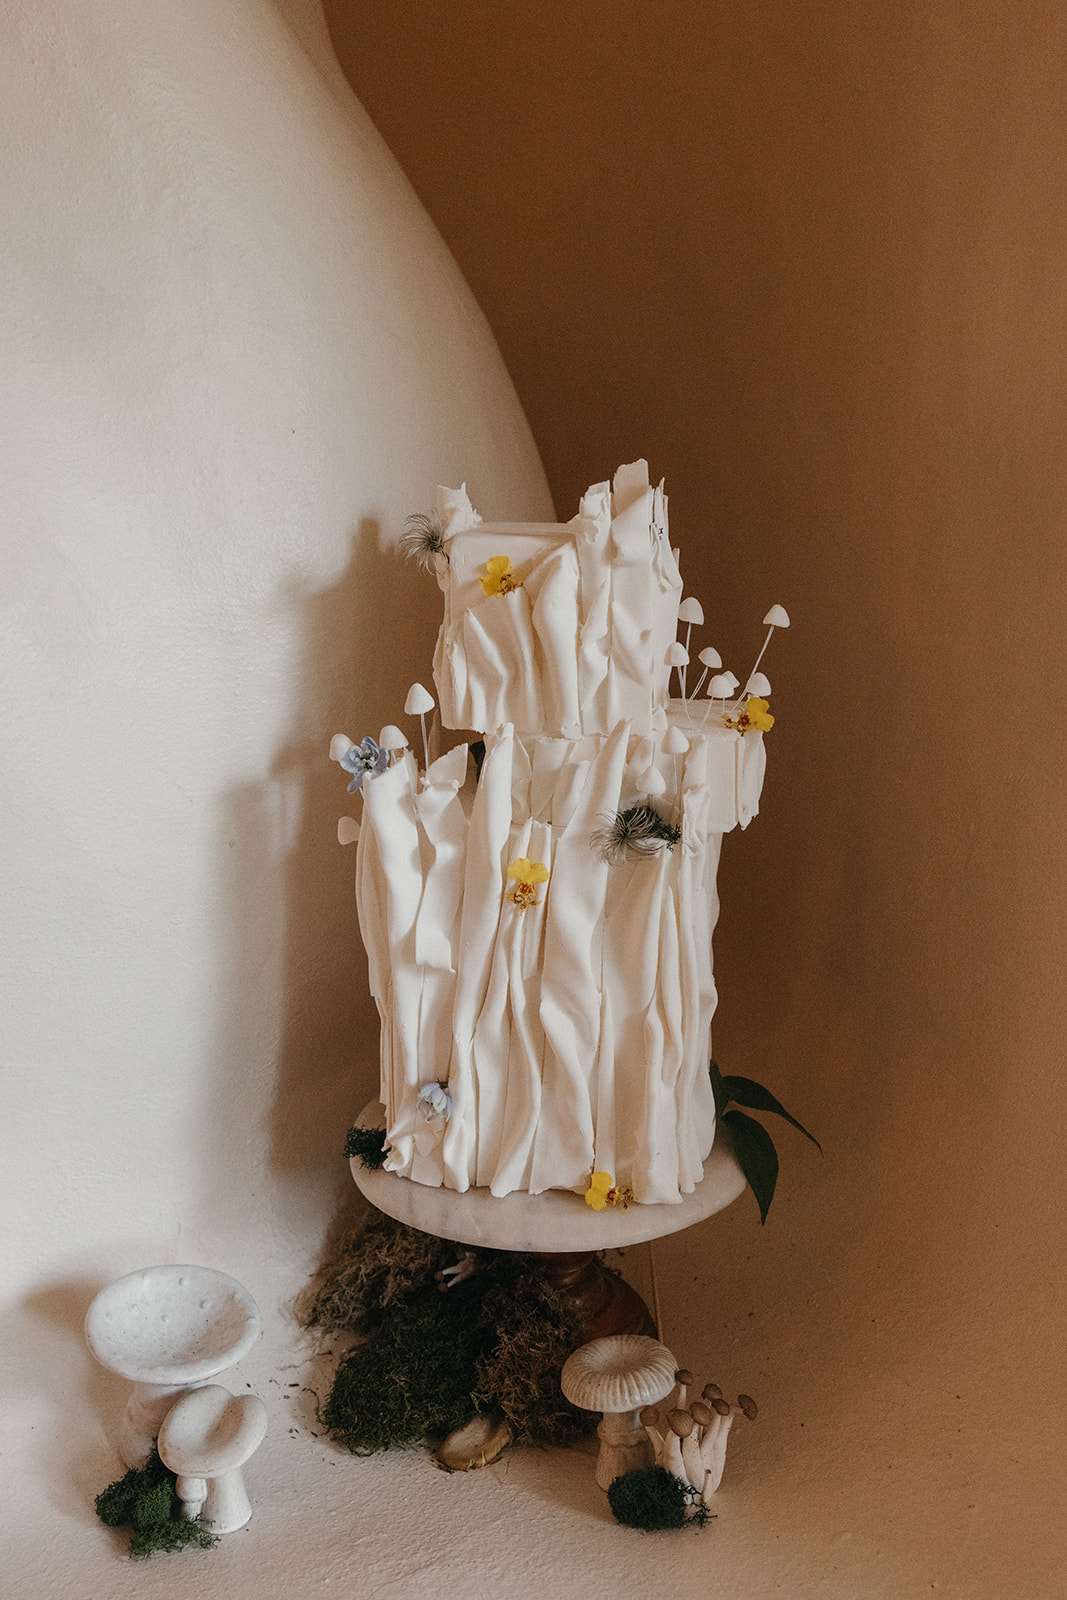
[745,696,775,731]
[723,696,775,734]
[584,1170,634,1211]
[479,554,522,596]
[506,856,550,909]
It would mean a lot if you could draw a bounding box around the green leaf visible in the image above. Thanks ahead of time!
[719,1075,822,1152]
[722,1109,780,1225]
[709,1059,728,1120]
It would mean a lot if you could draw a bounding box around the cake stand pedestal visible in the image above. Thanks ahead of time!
[350,1100,747,1342]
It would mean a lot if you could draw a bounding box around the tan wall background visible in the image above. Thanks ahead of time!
[325,3,1066,1592]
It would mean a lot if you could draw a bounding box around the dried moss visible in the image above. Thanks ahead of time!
[607,1466,711,1531]
[320,1273,493,1452]
[95,1449,218,1559]
[472,1263,588,1445]
[305,1211,460,1333]
[308,1216,592,1452]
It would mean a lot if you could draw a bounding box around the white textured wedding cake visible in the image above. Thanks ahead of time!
[334,462,776,1206]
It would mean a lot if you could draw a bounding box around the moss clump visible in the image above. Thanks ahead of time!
[320,1274,494,1452]
[305,1210,457,1332]
[473,1263,589,1445]
[607,1467,711,1532]
[343,1125,389,1169]
[305,1215,590,1452]
[95,1449,218,1559]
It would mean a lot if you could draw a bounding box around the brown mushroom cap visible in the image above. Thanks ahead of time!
[675,1368,695,1386]
[712,1396,732,1416]
[702,1382,723,1401]
[689,1400,717,1428]
[560,1335,677,1415]
[667,1408,695,1438]
[738,1394,759,1420]
[639,1405,661,1427]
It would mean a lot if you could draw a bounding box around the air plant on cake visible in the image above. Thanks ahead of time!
[399,510,449,570]
[591,804,682,863]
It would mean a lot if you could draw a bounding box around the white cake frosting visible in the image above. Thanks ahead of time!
[336,462,771,1205]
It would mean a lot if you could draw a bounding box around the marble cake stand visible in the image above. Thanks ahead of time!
[350,1100,747,1344]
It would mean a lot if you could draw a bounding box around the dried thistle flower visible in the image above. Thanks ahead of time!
[591,804,682,864]
[399,511,448,571]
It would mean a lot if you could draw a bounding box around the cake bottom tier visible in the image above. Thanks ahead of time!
[350,715,764,1206]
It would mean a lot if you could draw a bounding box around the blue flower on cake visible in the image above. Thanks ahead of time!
[338,735,388,793]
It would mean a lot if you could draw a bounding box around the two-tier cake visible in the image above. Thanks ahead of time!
[333,461,776,1206]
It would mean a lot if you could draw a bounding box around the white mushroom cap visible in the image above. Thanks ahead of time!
[708,673,734,698]
[404,682,435,715]
[744,673,772,697]
[157,1384,268,1477]
[329,734,355,762]
[678,597,704,625]
[337,817,360,846]
[698,646,722,669]
[763,604,790,627]
[662,726,690,755]
[378,724,409,751]
[561,1335,677,1415]
[665,641,689,667]
[639,766,668,796]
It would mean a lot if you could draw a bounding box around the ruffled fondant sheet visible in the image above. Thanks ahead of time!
[352,717,765,1204]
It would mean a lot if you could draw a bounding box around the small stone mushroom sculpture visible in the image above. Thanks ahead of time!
[157,1383,268,1535]
[561,1335,677,1491]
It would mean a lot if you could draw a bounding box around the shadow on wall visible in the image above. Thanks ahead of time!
[194,516,420,1250]
[18,1276,122,1520]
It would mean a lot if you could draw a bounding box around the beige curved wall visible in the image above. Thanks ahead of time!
[0,0,551,1311]
[326,3,1066,1594]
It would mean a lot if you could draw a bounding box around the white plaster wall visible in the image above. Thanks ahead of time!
[0,0,551,1324]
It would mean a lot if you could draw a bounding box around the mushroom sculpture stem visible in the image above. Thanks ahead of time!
[561,1335,678,1493]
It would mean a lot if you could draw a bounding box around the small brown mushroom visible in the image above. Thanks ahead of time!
[671,1368,696,1411]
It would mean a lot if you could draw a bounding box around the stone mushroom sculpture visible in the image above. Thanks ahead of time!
[84,1265,261,1468]
[157,1383,268,1535]
[560,1335,677,1491]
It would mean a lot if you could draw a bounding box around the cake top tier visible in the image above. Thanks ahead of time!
[431,460,682,738]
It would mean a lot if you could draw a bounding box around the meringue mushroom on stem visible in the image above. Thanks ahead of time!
[662,724,689,795]
[743,603,790,694]
[639,765,668,803]
[404,681,435,771]
[676,597,704,696]
[665,640,689,700]
[560,1335,677,1492]
[689,645,722,701]
[378,724,408,764]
